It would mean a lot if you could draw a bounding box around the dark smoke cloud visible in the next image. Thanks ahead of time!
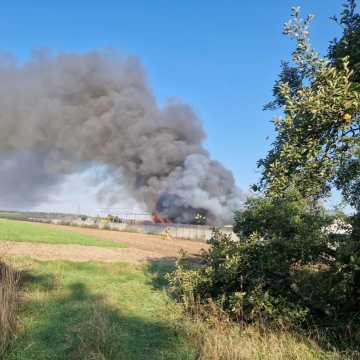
[0,50,242,224]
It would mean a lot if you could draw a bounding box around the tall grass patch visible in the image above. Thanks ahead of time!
[0,259,20,357]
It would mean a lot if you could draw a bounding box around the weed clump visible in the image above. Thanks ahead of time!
[0,260,20,357]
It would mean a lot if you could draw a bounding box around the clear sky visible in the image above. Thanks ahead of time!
[0,0,346,214]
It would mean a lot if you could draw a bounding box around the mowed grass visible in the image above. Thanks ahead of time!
[5,258,197,360]
[0,219,126,248]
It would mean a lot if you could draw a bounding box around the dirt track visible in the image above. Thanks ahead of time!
[0,241,162,264]
[1,223,209,264]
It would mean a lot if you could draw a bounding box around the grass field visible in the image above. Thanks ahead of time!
[4,258,350,360]
[3,258,196,360]
[0,219,126,248]
[1,221,354,359]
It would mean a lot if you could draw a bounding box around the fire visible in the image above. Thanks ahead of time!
[151,212,171,224]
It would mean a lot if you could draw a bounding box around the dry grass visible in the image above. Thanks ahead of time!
[181,298,355,360]
[0,259,20,357]
[194,323,342,360]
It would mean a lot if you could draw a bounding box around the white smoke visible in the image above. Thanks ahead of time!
[0,50,242,224]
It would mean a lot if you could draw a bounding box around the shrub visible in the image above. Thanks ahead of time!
[170,194,360,336]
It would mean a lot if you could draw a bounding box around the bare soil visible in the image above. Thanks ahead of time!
[1,223,209,263]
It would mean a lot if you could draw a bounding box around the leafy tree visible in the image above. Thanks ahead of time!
[264,61,303,111]
[268,1,360,109]
[257,7,360,203]
[328,1,360,211]
[169,3,360,341]
[329,0,360,84]
[336,147,360,210]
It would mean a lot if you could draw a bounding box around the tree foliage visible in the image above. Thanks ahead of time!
[257,7,360,201]
[329,0,360,84]
[170,195,359,330]
[169,2,360,345]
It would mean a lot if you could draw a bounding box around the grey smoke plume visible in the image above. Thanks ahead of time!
[0,50,242,224]
[0,152,64,210]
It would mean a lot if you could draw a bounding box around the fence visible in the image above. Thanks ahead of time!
[47,217,238,242]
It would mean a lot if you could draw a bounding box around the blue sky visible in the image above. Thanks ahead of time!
[0,1,346,213]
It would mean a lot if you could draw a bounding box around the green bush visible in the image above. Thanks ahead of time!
[169,194,360,333]
[168,3,360,350]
